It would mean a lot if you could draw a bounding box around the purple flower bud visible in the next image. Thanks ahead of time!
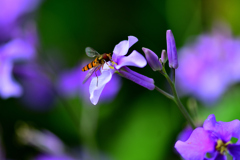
[142,47,162,71]
[166,30,178,69]
[160,49,167,64]
[119,67,155,90]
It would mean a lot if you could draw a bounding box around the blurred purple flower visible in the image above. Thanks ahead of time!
[89,36,154,105]
[13,62,55,111]
[0,0,41,41]
[58,60,121,105]
[175,114,240,160]
[17,124,66,155]
[17,125,111,160]
[0,38,36,99]
[176,26,240,104]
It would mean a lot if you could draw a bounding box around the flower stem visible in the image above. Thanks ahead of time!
[172,68,175,83]
[160,68,196,129]
[155,86,174,100]
[80,104,100,160]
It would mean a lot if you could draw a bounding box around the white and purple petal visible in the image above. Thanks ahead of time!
[175,127,215,160]
[115,50,147,69]
[112,36,138,59]
[89,69,114,105]
[100,73,121,103]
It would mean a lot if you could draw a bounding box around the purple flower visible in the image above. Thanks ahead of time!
[176,26,240,104]
[89,36,155,105]
[58,60,121,105]
[17,126,111,160]
[17,125,65,155]
[175,114,240,160]
[13,62,55,111]
[0,38,36,99]
[166,30,178,69]
[0,0,41,41]
[142,47,162,71]
[17,125,74,159]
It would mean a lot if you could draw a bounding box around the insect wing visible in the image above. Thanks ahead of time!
[82,67,98,84]
[85,47,100,57]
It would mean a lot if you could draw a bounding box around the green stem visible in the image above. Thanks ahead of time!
[80,104,100,160]
[155,86,174,100]
[172,68,175,83]
[160,68,196,129]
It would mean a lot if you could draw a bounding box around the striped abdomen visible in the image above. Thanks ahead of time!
[82,58,99,71]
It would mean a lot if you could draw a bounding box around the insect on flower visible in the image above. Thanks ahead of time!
[82,47,113,85]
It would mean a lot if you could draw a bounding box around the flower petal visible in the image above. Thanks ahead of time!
[177,126,193,142]
[1,38,35,61]
[100,73,121,103]
[119,67,155,90]
[89,70,114,105]
[228,144,240,160]
[115,50,147,69]
[213,153,227,160]
[122,67,154,84]
[175,127,215,160]
[203,114,240,142]
[113,36,138,57]
[0,60,22,98]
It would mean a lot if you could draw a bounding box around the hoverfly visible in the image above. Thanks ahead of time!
[82,47,113,85]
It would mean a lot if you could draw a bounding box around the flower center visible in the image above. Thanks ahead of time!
[108,60,117,70]
[215,139,231,155]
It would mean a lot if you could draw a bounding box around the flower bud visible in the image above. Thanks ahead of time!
[142,47,162,71]
[166,30,178,69]
[160,49,167,64]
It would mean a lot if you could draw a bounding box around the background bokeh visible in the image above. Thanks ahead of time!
[1,0,240,159]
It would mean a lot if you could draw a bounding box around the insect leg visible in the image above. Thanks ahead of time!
[94,65,102,87]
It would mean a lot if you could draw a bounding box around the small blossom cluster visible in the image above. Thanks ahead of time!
[175,114,240,160]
